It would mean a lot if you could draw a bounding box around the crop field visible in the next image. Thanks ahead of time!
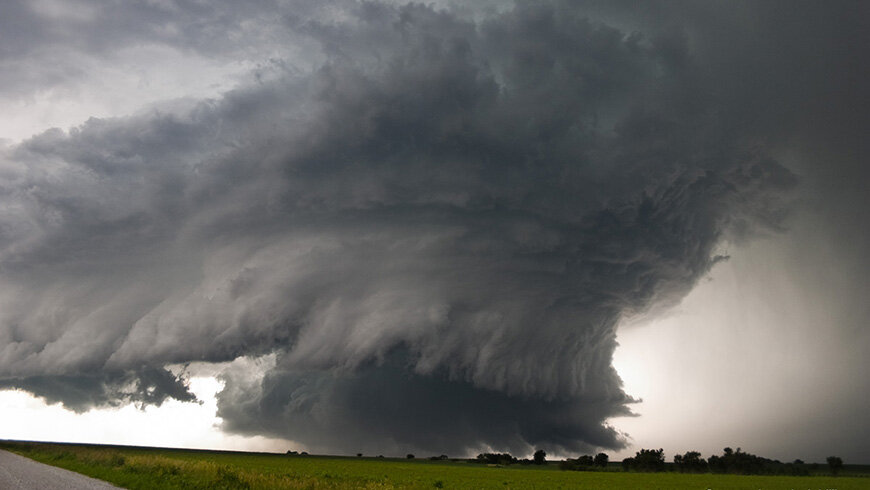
[1,440,867,489]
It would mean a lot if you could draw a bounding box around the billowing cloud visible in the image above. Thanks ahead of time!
[0,1,798,455]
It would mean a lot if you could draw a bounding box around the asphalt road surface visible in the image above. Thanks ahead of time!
[0,449,121,489]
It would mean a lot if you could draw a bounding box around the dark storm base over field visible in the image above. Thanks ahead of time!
[0,0,867,461]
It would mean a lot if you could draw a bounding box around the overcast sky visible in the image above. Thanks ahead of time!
[0,0,867,463]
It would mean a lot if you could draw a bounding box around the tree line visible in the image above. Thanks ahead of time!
[471,447,845,476]
[608,447,843,476]
[471,449,548,466]
[292,447,846,476]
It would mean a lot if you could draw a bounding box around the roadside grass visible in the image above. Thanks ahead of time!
[1,440,867,489]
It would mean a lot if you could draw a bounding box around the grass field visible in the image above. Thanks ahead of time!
[1,440,867,489]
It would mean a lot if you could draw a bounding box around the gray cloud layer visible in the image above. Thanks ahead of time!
[4,0,858,456]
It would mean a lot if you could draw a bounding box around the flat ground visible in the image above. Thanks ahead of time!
[1,440,867,489]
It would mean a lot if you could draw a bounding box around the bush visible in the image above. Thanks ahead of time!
[623,449,665,472]
[474,453,517,465]
[560,455,594,471]
[707,447,808,475]
[827,456,843,475]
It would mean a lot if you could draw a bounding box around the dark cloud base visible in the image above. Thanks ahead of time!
[218,351,634,456]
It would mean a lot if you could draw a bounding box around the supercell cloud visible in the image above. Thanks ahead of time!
[0,1,799,455]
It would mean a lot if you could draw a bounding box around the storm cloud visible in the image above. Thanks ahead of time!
[0,0,805,455]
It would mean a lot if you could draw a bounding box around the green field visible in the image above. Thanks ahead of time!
[1,440,866,489]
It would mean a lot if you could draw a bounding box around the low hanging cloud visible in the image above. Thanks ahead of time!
[0,1,796,455]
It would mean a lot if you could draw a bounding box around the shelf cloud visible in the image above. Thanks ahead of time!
[1,0,836,456]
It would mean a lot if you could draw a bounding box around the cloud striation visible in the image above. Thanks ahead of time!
[0,1,795,455]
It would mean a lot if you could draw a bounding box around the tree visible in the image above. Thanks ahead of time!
[708,447,770,475]
[406,454,415,459]
[827,456,843,475]
[674,451,707,473]
[475,453,516,465]
[594,453,609,468]
[560,455,594,471]
[631,448,665,472]
[533,449,547,465]
[575,455,594,466]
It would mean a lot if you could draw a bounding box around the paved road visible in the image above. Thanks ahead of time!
[0,449,121,489]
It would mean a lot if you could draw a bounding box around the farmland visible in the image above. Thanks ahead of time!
[1,440,867,489]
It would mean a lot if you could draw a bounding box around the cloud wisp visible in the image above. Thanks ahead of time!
[0,1,796,455]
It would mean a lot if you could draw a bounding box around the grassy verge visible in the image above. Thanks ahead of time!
[1,440,866,489]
